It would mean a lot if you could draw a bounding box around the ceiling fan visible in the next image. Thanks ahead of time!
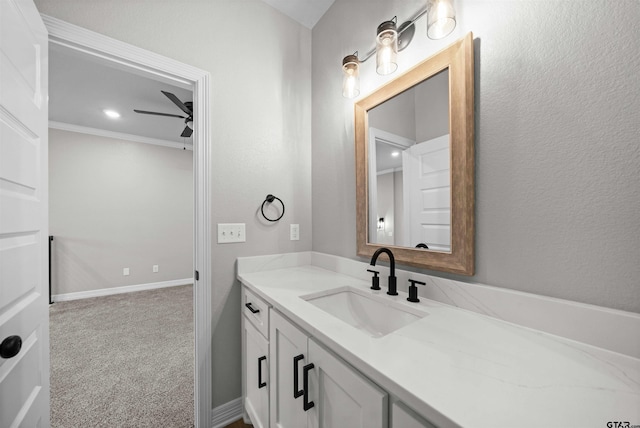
[134,90,193,138]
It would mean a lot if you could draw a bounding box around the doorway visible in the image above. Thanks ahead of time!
[43,15,212,426]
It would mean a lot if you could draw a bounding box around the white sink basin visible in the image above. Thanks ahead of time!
[301,286,427,338]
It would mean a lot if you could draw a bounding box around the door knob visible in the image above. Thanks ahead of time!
[0,335,22,359]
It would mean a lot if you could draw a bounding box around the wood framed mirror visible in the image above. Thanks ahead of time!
[355,32,474,275]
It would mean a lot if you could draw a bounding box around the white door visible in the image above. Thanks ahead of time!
[402,134,451,251]
[244,320,269,428]
[307,339,387,428]
[270,310,308,428]
[0,0,50,426]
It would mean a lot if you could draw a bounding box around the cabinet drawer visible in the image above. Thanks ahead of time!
[243,287,270,339]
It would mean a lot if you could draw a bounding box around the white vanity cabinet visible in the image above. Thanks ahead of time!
[270,309,388,428]
[242,288,270,428]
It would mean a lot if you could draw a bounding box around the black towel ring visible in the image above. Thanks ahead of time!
[261,194,285,222]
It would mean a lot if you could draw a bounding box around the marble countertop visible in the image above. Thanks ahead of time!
[238,263,640,428]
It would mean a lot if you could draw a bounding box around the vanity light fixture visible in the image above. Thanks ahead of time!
[378,217,385,230]
[341,0,457,98]
[342,53,361,98]
[376,18,398,75]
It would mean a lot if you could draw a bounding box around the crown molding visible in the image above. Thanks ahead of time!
[49,121,193,151]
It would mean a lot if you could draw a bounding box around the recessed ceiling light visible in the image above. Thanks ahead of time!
[103,109,121,119]
[391,151,400,157]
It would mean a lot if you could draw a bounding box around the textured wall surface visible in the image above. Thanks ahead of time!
[312,0,640,313]
[49,129,193,294]
[36,0,312,407]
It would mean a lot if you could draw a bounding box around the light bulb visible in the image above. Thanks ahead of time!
[342,54,360,98]
[376,20,398,75]
[427,0,456,40]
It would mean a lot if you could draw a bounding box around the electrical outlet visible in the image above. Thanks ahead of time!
[290,224,300,241]
[153,265,159,273]
[123,267,130,276]
[217,223,246,243]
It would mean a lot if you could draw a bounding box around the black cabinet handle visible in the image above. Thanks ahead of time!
[245,302,260,314]
[293,354,304,398]
[258,356,267,389]
[0,335,22,359]
[303,363,315,411]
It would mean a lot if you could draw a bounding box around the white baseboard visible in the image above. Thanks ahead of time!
[51,278,193,302]
[211,397,243,428]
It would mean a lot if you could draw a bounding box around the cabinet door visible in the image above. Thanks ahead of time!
[270,310,309,428]
[307,339,388,428]
[244,320,269,428]
[391,401,436,428]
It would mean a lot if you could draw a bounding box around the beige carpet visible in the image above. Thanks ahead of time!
[50,284,194,428]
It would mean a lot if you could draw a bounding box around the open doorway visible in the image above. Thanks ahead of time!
[43,15,212,426]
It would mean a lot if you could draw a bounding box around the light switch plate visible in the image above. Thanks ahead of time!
[290,224,300,241]
[217,223,246,243]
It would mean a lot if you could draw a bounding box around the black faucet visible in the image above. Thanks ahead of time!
[370,247,397,296]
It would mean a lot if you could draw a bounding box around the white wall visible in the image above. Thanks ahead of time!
[49,129,193,295]
[312,0,640,313]
[35,0,312,407]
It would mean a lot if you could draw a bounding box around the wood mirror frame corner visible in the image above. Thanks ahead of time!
[355,32,475,275]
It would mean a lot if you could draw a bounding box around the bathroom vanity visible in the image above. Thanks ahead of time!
[238,252,640,428]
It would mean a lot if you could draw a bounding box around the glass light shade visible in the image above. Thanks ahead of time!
[427,0,456,39]
[342,55,360,98]
[376,21,398,75]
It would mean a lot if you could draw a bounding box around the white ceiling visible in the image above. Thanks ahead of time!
[261,0,335,29]
[49,43,193,145]
[49,1,333,146]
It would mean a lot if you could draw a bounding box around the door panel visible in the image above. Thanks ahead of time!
[0,0,49,426]
[403,134,451,251]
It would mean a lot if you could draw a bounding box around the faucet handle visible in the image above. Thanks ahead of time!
[407,279,426,303]
[366,269,381,290]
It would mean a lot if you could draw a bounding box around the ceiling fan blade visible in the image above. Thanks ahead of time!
[134,109,186,119]
[161,90,192,115]
[181,126,193,138]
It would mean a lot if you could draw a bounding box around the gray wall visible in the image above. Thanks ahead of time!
[312,0,640,313]
[36,0,312,407]
[415,69,448,142]
[368,89,416,140]
[49,129,193,294]
[368,69,449,142]
[375,172,395,245]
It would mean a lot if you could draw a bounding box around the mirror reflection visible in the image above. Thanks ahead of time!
[367,69,450,252]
